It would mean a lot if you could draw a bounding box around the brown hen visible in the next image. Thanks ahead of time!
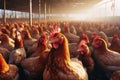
[63,25,80,43]
[9,31,26,65]
[21,34,49,80]
[43,31,88,80]
[0,33,14,51]
[92,36,120,77]
[78,40,94,74]
[0,54,19,80]
[110,70,120,80]
[31,34,50,57]
[21,29,37,57]
[109,35,120,53]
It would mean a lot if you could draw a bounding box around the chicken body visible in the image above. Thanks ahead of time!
[9,31,26,65]
[0,65,19,80]
[110,70,120,80]
[43,33,88,80]
[63,25,80,43]
[69,43,79,58]
[30,34,49,57]
[0,33,14,51]
[21,54,49,80]
[21,34,49,80]
[109,35,120,53]
[9,48,26,65]
[78,40,94,74]
[0,47,10,62]
[0,54,19,80]
[93,36,120,76]
[64,32,80,43]
[30,27,40,39]
[21,29,37,56]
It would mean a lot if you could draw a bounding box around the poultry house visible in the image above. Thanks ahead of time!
[0,21,120,80]
[43,27,88,80]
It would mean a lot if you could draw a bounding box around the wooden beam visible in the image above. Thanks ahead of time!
[3,0,6,23]
[48,0,51,20]
[15,11,17,19]
[38,0,41,23]
[44,0,46,22]
[29,0,32,27]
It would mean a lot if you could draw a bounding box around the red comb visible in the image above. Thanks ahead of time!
[49,26,61,38]
[93,36,101,42]
[38,34,46,46]
[41,34,46,38]
[92,32,97,35]
[78,40,86,49]
[82,34,89,43]
[14,31,23,48]
[113,34,119,39]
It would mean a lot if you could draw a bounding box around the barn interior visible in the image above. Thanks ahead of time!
[0,0,120,80]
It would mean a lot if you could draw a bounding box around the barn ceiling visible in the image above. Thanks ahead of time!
[0,0,102,14]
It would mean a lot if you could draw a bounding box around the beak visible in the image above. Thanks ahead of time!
[46,40,52,49]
